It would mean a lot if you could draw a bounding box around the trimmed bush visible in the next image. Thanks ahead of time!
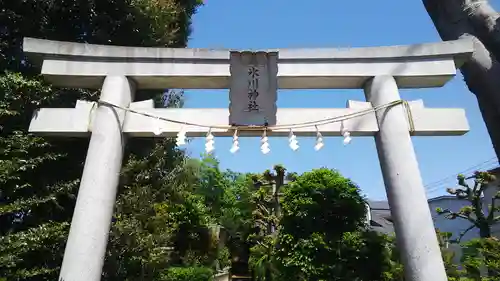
[159,266,214,281]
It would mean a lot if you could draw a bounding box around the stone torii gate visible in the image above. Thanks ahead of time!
[23,37,472,281]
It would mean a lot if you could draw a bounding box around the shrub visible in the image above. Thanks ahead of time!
[159,266,214,281]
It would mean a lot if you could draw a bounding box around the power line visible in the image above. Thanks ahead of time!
[424,157,498,195]
[425,161,498,194]
[425,157,497,188]
[425,158,497,191]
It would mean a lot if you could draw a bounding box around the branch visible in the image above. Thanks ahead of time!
[451,213,478,225]
[456,224,477,243]
[447,187,469,199]
[438,208,479,226]
[472,188,488,223]
[472,180,481,197]
[477,181,489,197]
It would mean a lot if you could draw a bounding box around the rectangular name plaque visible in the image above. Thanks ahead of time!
[229,51,278,126]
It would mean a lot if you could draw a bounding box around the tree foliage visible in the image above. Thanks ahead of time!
[460,237,500,280]
[0,72,93,280]
[0,0,203,72]
[436,171,499,240]
[435,232,500,281]
[433,170,500,280]
[105,142,211,280]
[244,168,397,281]
[0,0,202,280]
[160,266,214,281]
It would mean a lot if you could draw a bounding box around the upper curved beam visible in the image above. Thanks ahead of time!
[23,37,473,90]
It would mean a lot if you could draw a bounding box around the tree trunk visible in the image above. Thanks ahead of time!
[423,0,500,163]
[462,0,500,61]
[265,268,272,281]
[479,222,492,238]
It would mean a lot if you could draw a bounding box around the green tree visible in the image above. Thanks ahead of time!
[191,156,233,219]
[247,165,292,281]
[435,236,500,281]
[380,235,405,281]
[160,266,214,281]
[460,237,500,280]
[435,229,463,280]
[103,141,213,280]
[436,171,498,240]
[104,153,243,280]
[274,168,391,281]
[247,179,277,281]
[219,172,254,278]
[434,171,500,279]
[0,0,202,279]
[0,71,96,280]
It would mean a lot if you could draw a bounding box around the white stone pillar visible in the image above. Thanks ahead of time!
[364,75,447,281]
[59,76,134,281]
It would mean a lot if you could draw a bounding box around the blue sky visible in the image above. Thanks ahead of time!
[181,0,499,200]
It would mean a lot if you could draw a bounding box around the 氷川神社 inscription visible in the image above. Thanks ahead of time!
[229,51,278,126]
[247,66,260,112]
